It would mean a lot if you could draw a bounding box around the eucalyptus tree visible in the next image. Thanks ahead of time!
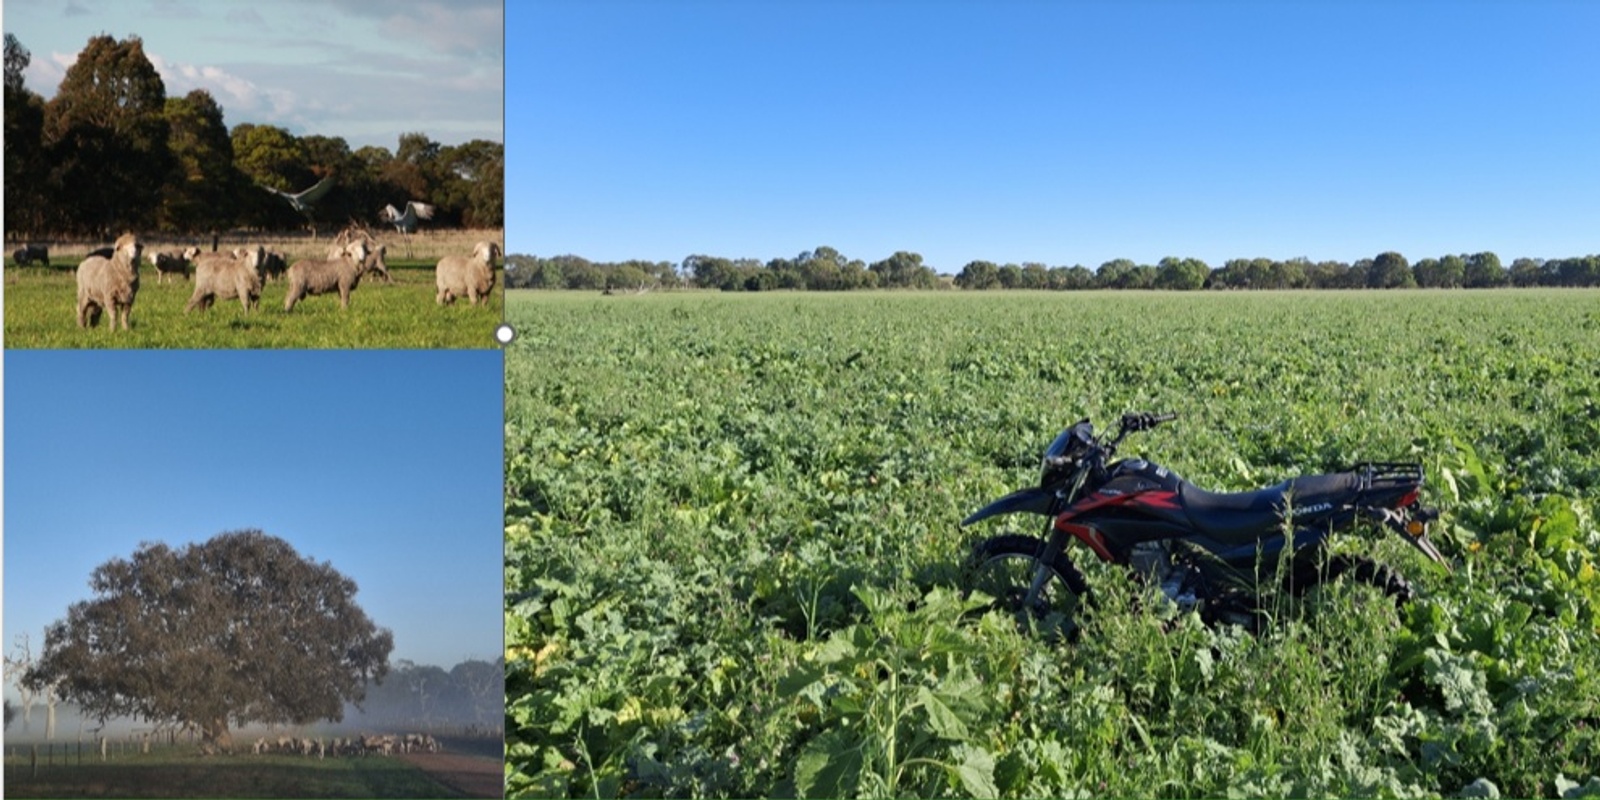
[1097,258,1137,289]
[955,260,1000,290]
[43,34,174,235]
[1155,256,1209,290]
[4,635,38,733]
[160,89,248,234]
[232,123,315,229]
[1368,251,1415,289]
[3,34,49,236]
[869,251,936,289]
[1463,251,1507,288]
[1509,258,1545,288]
[23,530,393,753]
[4,32,28,93]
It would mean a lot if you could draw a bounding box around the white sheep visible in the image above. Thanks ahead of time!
[283,239,378,311]
[434,241,500,306]
[330,240,391,284]
[185,246,264,313]
[76,233,143,330]
[147,246,201,283]
[364,243,393,285]
[231,247,288,284]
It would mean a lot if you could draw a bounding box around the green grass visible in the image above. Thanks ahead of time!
[504,289,1600,798]
[4,262,502,348]
[2,747,463,798]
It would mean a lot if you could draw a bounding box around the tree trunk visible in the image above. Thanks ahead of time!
[200,717,233,754]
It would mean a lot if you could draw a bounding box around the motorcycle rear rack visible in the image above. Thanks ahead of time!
[1350,462,1423,491]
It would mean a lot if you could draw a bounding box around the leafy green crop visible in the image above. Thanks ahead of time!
[505,289,1600,798]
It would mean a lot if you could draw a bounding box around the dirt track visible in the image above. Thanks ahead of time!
[400,751,502,798]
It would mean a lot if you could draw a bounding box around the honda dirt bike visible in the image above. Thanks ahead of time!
[961,412,1449,636]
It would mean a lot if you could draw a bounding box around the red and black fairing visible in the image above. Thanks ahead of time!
[1057,459,1427,567]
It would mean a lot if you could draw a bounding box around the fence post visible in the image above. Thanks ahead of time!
[31,744,38,778]
[101,735,107,762]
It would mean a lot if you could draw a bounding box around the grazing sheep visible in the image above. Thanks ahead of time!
[13,243,50,267]
[283,240,377,311]
[363,243,393,285]
[359,733,396,756]
[75,233,143,330]
[434,241,500,306]
[147,246,201,283]
[186,246,264,313]
[230,247,286,284]
[401,732,439,753]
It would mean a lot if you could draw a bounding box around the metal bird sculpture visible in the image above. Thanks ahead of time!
[379,201,435,257]
[259,174,337,239]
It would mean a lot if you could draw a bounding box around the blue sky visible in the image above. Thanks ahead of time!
[507,1,1600,272]
[2,350,504,691]
[4,0,502,149]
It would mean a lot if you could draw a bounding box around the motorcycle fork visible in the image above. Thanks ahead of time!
[1021,471,1093,613]
[1023,516,1072,610]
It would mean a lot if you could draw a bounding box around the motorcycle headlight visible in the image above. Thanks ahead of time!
[1039,422,1092,487]
[1041,429,1076,470]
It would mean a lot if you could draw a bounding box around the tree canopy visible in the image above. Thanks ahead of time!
[4,33,502,238]
[508,245,1600,293]
[23,530,393,752]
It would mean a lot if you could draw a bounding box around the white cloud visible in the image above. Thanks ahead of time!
[22,51,76,95]
[7,4,498,149]
[372,3,502,60]
[147,52,307,124]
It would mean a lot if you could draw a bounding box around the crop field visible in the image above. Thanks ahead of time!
[504,290,1600,798]
[3,231,504,349]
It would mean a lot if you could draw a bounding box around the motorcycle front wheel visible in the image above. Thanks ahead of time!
[964,534,1092,639]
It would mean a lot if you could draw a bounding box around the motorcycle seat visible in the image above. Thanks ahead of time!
[1177,472,1360,544]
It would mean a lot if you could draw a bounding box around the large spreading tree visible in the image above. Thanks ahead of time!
[23,530,393,752]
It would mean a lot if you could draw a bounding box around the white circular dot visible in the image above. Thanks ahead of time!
[495,324,516,345]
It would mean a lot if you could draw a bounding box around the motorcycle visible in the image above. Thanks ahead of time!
[961,412,1449,635]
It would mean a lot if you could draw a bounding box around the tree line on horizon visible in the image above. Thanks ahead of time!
[4,33,503,241]
[5,655,504,739]
[506,247,1600,292]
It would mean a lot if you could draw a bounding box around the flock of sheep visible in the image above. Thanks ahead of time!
[249,732,440,758]
[64,232,501,330]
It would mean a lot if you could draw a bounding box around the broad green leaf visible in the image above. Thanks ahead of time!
[792,730,863,800]
[919,685,970,741]
[952,744,1000,799]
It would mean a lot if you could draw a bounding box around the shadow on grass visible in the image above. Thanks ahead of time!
[2,751,468,799]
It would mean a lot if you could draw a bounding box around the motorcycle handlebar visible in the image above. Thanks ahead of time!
[1119,411,1178,433]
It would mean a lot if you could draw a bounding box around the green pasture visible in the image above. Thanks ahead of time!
[1,747,462,798]
[505,289,1600,798]
[3,261,502,349]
